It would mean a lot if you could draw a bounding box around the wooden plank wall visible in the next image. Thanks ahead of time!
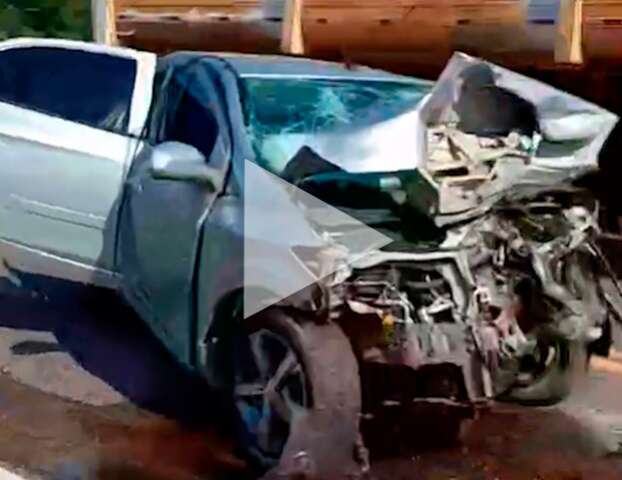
[113,0,283,52]
[297,0,527,74]
[295,1,591,71]
[110,0,622,72]
[584,0,622,60]
[116,0,264,15]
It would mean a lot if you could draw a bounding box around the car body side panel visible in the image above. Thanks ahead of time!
[0,101,140,274]
[194,197,241,385]
[0,38,156,286]
[118,142,216,366]
[117,58,234,366]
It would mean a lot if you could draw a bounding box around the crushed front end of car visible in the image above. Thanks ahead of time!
[316,54,620,441]
[239,53,621,476]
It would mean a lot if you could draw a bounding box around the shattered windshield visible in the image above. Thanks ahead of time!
[241,77,431,175]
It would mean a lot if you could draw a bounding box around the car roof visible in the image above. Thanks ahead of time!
[158,51,432,85]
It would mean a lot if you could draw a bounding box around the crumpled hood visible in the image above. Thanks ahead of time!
[418,53,619,225]
[268,52,617,229]
[245,52,619,266]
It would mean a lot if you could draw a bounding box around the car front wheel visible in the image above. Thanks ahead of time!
[230,308,363,477]
[502,337,587,405]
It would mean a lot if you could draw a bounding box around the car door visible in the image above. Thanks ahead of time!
[118,56,233,364]
[0,38,155,287]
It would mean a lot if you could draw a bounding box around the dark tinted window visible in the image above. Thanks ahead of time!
[156,71,219,159]
[0,47,136,133]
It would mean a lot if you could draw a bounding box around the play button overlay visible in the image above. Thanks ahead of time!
[243,159,393,319]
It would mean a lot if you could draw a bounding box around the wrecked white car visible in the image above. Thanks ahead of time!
[0,38,619,478]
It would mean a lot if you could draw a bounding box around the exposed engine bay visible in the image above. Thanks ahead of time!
[330,189,612,412]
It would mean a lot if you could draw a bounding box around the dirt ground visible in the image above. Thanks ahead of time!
[0,291,620,480]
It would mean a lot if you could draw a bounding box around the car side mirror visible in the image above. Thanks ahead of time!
[150,142,223,189]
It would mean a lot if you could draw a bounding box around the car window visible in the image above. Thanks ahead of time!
[242,77,430,175]
[0,47,136,133]
[244,78,427,135]
[156,69,219,160]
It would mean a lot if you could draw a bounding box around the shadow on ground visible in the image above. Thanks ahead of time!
[0,279,224,426]
[0,279,252,479]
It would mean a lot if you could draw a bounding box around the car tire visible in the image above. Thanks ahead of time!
[502,338,587,406]
[230,307,362,477]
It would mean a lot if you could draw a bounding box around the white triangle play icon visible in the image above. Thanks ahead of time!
[243,159,393,319]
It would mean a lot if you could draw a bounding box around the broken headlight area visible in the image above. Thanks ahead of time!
[457,192,604,389]
[323,185,610,432]
[329,254,486,431]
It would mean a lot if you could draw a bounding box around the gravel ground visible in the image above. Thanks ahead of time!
[0,291,620,480]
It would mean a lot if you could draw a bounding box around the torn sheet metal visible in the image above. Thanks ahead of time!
[418,52,618,225]
[248,53,618,228]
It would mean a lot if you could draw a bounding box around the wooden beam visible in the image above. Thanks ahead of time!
[108,0,119,45]
[92,0,118,45]
[555,0,583,64]
[118,1,252,6]
[281,0,305,54]
[116,0,262,10]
